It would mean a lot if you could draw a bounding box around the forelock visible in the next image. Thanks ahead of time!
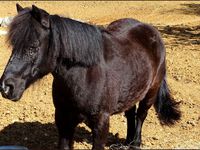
[7,8,37,52]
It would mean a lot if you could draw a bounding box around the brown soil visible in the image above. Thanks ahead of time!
[0,1,199,150]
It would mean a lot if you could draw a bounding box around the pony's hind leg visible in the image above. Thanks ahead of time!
[124,89,158,147]
[125,105,137,145]
[133,93,157,147]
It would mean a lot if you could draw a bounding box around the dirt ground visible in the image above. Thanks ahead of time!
[0,1,199,150]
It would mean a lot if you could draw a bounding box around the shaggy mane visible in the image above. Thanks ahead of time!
[7,8,103,66]
[49,15,103,66]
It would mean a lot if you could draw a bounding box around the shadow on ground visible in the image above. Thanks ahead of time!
[162,3,200,16]
[0,121,124,150]
[179,3,200,16]
[155,25,200,47]
[156,3,200,46]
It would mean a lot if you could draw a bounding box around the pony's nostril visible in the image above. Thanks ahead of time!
[5,83,14,93]
[31,67,39,77]
[2,81,15,96]
[4,85,10,95]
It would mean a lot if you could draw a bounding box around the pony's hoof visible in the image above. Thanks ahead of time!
[128,145,141,150]
[124,140,141,149]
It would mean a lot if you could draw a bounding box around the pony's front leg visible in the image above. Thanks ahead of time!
[90,112,110,150]
[55,109,80,150]
[125,106,137,145]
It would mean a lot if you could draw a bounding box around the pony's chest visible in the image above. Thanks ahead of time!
[57,66,106,113]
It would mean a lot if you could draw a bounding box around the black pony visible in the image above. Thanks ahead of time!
[0,4,181,150]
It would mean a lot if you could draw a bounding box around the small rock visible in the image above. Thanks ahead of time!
[5,111,10,115]
[145,141,152,146]
[181,124,187,129]
[191,40,200,44]
[174,75,181,81]
[19,116,24,120]
[187,120,196,126]
[151,141,155,145]
[152,137,158,140]
[12,119,19,123]
[190,121,196,126]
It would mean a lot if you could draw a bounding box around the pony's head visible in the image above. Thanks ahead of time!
[0,4,103,101]
[0,4,53,101]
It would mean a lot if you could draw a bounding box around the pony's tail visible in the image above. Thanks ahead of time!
[154,76,181,126]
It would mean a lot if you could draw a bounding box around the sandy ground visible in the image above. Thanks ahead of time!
[0,1,199,150]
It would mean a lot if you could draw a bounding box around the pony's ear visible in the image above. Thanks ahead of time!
[31,5,50,28]
[16,3,24,13]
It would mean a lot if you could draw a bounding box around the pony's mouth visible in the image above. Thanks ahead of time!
[1,87,24,101]
[1,91,22,101]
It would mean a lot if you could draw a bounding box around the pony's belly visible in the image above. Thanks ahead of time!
[112,78,152,114]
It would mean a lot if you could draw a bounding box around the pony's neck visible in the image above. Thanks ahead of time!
[49,15,104,69]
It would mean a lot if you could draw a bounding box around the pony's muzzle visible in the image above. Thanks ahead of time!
[0,79,15,100]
